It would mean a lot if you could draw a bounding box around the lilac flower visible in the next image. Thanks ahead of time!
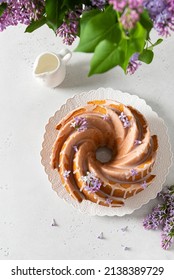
[109,0,127,12]
[143,0,174,37]
[119,112,131,128]
[73,145,78,152]
[141,180,147,188]
[109,0,143,29]
[128,0,144,13]
[97,232,104,239]
[143,213,160,229]
[56,9,82,45]
[154,8,174,37]
[120,8,140,29]
[51,219,58,227]
[91,0,106,9]
[0,0,45,32]
[63,170,71,180]
[81,172,102,193]
[161,233,173,250]
[168,0,174,11]
[127,53,141,75]
[102,114,110,120]
[70,117,87,132]
[131,168,138,176]
[121,244,131,250]
[123,118,131,128]
[134,139,142,145]
[143,186,174,250]
[105,197,113,204]
[121,226,128,232]
[143,0,166,17]
[119,112,127,121]
[127,53,141,74]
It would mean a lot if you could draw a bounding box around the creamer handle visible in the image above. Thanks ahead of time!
[59,49,72,63]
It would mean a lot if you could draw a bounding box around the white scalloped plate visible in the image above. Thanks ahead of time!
[41,88,173,216]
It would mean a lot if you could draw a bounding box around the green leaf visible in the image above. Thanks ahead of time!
[76,9,100,37]
[45,0,65,31]
[76,8,121,53]
[140,10,153,39]
[89,22,147,76]
[25,17,46,33]
[152,38,163,47]
[139,49,154,64]
[62,0,80,8]
[88,40,125,76]
[0,3,7,17]
[130,22,147,51]
[122,23,147,70]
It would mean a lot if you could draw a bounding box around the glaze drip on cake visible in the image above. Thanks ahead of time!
[51,99,158,207]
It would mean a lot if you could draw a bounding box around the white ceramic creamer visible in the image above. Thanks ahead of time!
[33,49,72,88]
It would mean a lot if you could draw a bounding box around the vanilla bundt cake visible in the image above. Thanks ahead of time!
[51,99,158,207]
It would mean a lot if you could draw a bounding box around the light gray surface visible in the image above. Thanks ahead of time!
[0,25,174,260]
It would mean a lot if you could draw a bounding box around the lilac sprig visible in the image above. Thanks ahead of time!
[127,53,142,74]
[143,186,174,250]
[81,172,102,193]
[56,8,82,45]
[0,0,45,32]
[134,139,142,145]
[70,117,87,132]
[63,170,71,180]
[143,0,174,37]
[109,0,144,29]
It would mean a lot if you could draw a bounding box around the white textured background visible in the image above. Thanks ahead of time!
[0,24,174,260]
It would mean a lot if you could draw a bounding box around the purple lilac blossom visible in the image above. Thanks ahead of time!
[70,117,87,132]
[129,0,143,12]
[134,139,142,145]
[81,172,102,193]
[168,0,174,11]
[127,52,141,74]
[109,0,143,29]
[109,0,127,12]
[143,0,174,36]
[63,170,71,180]
[121,244,130,250]
[121,226,128,232]
[120,8,140,29]
[102,114,110,120]
[143,186,174,250]
[51,219,58,227]
[131,168,138,176]
[56,9,82,45]
[91,0,106,9]
[161,233,173,250]
[141,180,147,188]
[119,112,127,121]
[119,112,131,128]
[123,118,131,128]
[105,197,113,204]
[0,0,45,32]
[97,232,104,239]
[73,145,78,152]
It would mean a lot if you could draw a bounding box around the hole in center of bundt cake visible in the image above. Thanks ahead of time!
[96,147,113,163]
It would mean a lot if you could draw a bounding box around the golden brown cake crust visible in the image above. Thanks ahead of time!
[51,99,158,207]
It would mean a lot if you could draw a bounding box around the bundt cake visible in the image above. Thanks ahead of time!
[51,99,158,207]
